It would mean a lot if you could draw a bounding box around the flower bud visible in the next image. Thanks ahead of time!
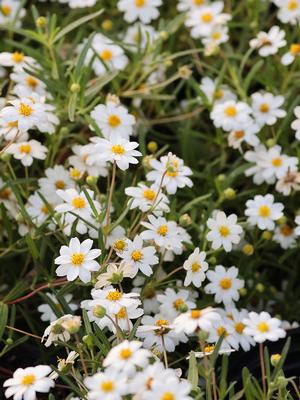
[92,305,106,319]
[277,376,288,389]
[86,175,97,186]
[179,213,192,227]
[239,288,247,296]
[224,188,236,199]
[83,335,94,349]
[262,231,272,240]
[271,353,281,367]
[52,323,64,335]
[102,19,113,31]
[109,272,123,285]
[217,174,226,182]
[36,17,46,28]
[266,138,276,148]
[15,213,24,223]
[147,141,158,153]
[0,153,11,162]
[198,330,209,341]
[178,303,188,313]
[277,216,287,225]
[142,155,154,169]
[255,283,265,293]
[62,316,81,334]
[159,31,169,40]
[242,244,254,256]
[178,66,192,79]
[70,83,80,93]
[6,338,13,345]
[208,256,217,265]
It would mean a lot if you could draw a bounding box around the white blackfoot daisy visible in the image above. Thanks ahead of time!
[117,0,162,24]
[6,139,47,166]
[207,211,243,252]
[84,370,128,400]
[245,194,284,230]
[54,237,101,283]
[210,100,252,132]
[173,308,220,334]
[251,92,286,127]
[183,248,208,287]
[281,43,300,65]
[243,311,286,343]
[157,288,196,320]
[199,77,236,105]
[205,265,244,305]
[249,26,286,57]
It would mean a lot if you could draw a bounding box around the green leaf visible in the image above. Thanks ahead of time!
[187,352,199,389]
[53,9,104,44]
[25,234,39,260]
[0,302,8,341]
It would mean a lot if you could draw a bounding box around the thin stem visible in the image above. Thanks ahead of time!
[161,335,169,368]
[259,343,267,396]
[76,335,88,376]
[105,162,117,229]
[6,325,42,340]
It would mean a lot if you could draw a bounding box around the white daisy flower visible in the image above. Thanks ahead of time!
[281,43,300,65]
[173,307,221,334]
[145,378,192,400]
[5,139,47,166]
[42,315,74,347]
[146,152,193,195]
[157,288,196,320]
[68,0,97,7]
[103,340,151,376]
[119,235,158,276]
[10,71,47,97]
[202,25,230,54]
[199,76,236,105]
[251,92,286,127]
[205,265,244,305]
[68,144,108,178]
[86,285,141,315]
[0,51,35,71]
[185,2,230,39]
[124,23,158,51]
[207,316,238,350]
[207,211,243,252]
[26,193,54,226]
[275,170,300,195]
[136,314,188,352]
[273,224,297,249]
[38,165,76,204]
[274,0,300,25]
[91,101,136,140]
[3,365,54,400]
[117,0,162,24]
[84,370,128,400]
[38,293,78,322]
[95,261,137,288]
[54,237,101,283]
[291,106,300,140]
[86,136,141,171]
[177,0,208,12]
[243,311,286,343]
[228,121,260,149]
[249,26,286,57]
[183,248,208,288]
[125,182,170,215]
[210,100,252,132]
[245,194,284,230]
[226,308,255,352]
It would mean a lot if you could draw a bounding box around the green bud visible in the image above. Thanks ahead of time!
[224,188,236,199]
[159,31,169,40]
[15,213,24,223]
[86,175,97,186]
[198,330,209,341]
[178,303,188,313]
[208,256,217,265]
[52,323,64,334]
[262,231,272,240]
[179,213,192,227]
[1,153,11,162]
[6,338,13,345]
[217,174,226,182]
[277,376,288,389]
[102,19,113,31]
[92,305,106,319]
[255,283,265,293]
[266,138,276,148]
[36,17,46,28]
[239,288,247,296]
[147,141,158,153]
[70,83,80,93]
[109,272,123,285]
[271,354,281,367]
[83,335,94,349]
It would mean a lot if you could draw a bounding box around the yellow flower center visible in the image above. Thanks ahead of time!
[1,5,12,16]
[0,188,11,199]
[19,144,31,154]
[201,12,213,23]
[100,49,113,61]
[204,344,215,353]
[26,76,38,88]
[224,105,237,117]
[211,31,222,40]
[21,374,36,386]
[106,290,122,301]
[191,309,201,319]
[120,348,132,359]
[71,197,86,209]
[12,51,24,63]
[101,380,114,392]
[288,0,298,10]
[259,205,271,218]
[113,239,126,251]
[108,114,121,127]
[191,262,201,272]
[70,168,81,179]
[116,307,126,319]
[143,189,156,201]
[55,180,66,189]
[194,0,204,5]
[272,157,282,167]
[234,130,245,139]
[157,224,168,236]
[18,103,33,117]
[219,225,230,237]
[111,144,125,155]
[235,322,246,334]
[290,43,300,55]
[161,393,175,400]
[219,278,232,290]
[131,250,143,261]
[173,298,184,310]
[71,253,85,265]
[280,224,293,236]
[217,326,228,337]
[41,205,49,215]
[166,169,178,177]
[259,103,269,113]
[257,322,269,333]
[156,319,169,327]
[135,0,145,7]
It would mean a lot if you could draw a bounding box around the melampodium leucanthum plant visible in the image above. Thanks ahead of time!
[0,0,300,399]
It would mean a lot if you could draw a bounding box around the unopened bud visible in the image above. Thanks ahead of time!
[159,31,169,40]
[217,174,226,182]
[109,272,123,285]
[178,66,192,79]
[271,354,281,367]
[62,316,81,334]
[102,19,113,31]
[15,213,24,223]
[36,17,46,28]
[70,83,80,93]
[239,288,247,296]
[242,244,254,256]
[266,138,276,148]
[6,338,13,345]
[92,305,106,319]
[277,216,287,225]
[178,303,188,313]
[142,155,154,169]
[198,330,209,341]
[86,175,97,186]
[83,335,94,349]
[224,188,236,199]
[179,213,192,227]
[147,141,158,153]
[262,231,272,240]
[255,283,265,293]
[1,153,11,162]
